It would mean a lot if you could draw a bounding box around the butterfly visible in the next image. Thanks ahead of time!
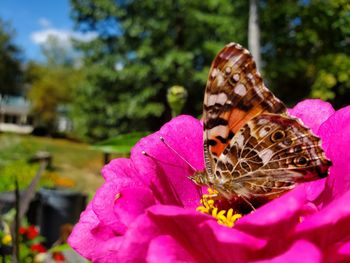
[190,43,332,209]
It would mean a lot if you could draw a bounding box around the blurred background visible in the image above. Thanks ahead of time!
[0,0,349,261]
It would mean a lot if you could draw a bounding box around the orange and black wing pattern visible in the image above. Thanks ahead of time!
[203,43,286,175]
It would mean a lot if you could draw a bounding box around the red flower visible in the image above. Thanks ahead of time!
[27,225,39,240]
[31,243,46,253]
[52,251,65,262]
[19,226,27,235]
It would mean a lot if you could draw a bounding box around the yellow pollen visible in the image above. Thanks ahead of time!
[196,188,242,228]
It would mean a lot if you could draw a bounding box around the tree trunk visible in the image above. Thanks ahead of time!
[248,0,261,70]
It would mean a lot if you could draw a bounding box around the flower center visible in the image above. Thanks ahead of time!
[196,188,242,228]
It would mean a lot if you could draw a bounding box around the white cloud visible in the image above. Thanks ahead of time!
[30,28,97,47]
[38,18,51,28]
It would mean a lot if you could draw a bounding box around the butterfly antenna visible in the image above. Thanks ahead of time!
[159,136,198,172]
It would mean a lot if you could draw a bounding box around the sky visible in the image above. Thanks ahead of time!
[0,0,95,61]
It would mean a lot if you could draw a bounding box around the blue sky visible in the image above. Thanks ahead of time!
[0,0,95,61]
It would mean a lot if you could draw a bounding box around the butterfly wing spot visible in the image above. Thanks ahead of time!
[216,135,229,144]
[207,139,217,146]
[204,117,228,129]
[234,84,247,96]
[211,68,219,79]
[225,66,232,75]
[258,148,274,164]
[258,125,271,137]
[257,118,269,125]
[293,156,310,167]
[235,133,245,148]
[207,93,228,107]
[291,145,303,153]
[282,137,293,146]
[228,75,238,86]
[270,130,286,142]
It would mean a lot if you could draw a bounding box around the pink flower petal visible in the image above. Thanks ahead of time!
[235,186,308,237]
[117,213,161,261]
[147,235,196,263]
[93,159,155,234]
[334,240,350,262]
[318,106,350,204]
[131,115,203,208]
[147,205,224,262]
[92,182,126,234]
[302,180,326,203]
[288,99,335,134]
[68,203,121,262]
[295,190,350,246]
[113,187,156,227]
[200,220,266,262]
[254,240,321,263]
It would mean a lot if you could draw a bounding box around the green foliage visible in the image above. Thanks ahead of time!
[310,53,350,107]
[70,0,248,141]
[93,131,150,154]
[0,18,23,96]
[260,0,350,107]
[0,160,39,192]
[69,0,350,141]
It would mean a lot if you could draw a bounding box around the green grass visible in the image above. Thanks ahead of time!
[93,131,149,153]
[0,133,110,193]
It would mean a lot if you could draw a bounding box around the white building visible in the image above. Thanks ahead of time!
[0,96,34,134]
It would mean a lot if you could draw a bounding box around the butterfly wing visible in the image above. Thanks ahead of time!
[213,114,332,200]
[203,43,285,176]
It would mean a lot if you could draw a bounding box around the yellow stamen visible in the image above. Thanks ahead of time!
[196,188,242,228]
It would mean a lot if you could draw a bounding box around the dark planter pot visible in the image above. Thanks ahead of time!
[0,191,41,226]
[0,191,22,214]
[38,188,87,248]
[0,244,12,256]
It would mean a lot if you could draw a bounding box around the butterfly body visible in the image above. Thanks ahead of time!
[191,43,331,205]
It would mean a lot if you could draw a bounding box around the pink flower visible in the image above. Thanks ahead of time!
[69,99,350,262]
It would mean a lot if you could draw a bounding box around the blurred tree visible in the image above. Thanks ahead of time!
[41,36,76,67]
[70,0,248,140]
[260,0,350,108]
[0,18,23,98]
[27,37,84,133]
[249,0,261,70]
[70,0,350,141]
